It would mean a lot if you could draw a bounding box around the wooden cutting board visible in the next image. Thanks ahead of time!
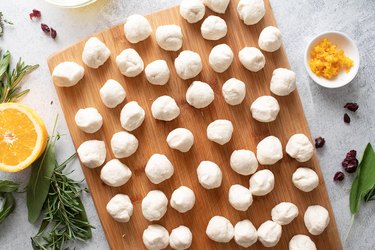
[47,0,342,249]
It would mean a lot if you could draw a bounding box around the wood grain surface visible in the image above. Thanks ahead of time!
[47,0,342,249]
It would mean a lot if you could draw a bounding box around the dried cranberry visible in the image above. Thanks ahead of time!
[333,171,345,182]
[346,150,357,158]
[344,102,359,112]
[344,113,351,123]
[315,137,325,148]
[29,9,41,20]
[41,23,50,33]
[50,28,57,39]
[342,158,358,173]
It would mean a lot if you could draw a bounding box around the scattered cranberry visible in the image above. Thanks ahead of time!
[333,171,345,182]
[344,102,359,112]
[50,28,57,39]
[41,23,50,33]
[346,150,357,158]
[315,137,325,148]
[344,113,351,123]
[29,9,41,20]
[342,149,358,173]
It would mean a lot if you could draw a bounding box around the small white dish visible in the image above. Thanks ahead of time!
[44,0,97,8]
[304,31,359,88]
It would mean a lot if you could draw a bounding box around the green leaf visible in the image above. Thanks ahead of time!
[0,180,19,193]
[0,50,10,79]
[0,192,15,223]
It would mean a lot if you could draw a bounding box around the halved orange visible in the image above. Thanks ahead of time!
[0,103,48,172]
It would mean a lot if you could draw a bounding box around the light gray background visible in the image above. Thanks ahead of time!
[1,0,374,249]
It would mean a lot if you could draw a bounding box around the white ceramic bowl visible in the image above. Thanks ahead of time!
[304,31,359,88]
[44,0,97,8]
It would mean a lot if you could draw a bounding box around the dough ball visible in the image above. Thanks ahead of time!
[271,202,299,225]
[151,95,180,121]
[222,78,246,106]
[145,60,170,85]
[238,47,265,72]
[249,169,275,196]
[77,140,106,168]
[82,37,111,69]
[116,48,144,77]
[228,184,253,211]
[196,161,222,189]
[166,128,194,152]
[257,220,282,247]
[174,50,202,80]
[250,95,280,122]
[179,0,205,23]
[52,61,84,87]
[75,107,103,133]
[142,190,168,221]
[143,224,169,250]
[110,131,138,158]
[209,44,234,73]
[124,14,152,43]
[207,119,233,145]
[106,194,133,223]
[99,79,126,108]
[169,226,192,250]
[120,101,145,131]
[201,15,227,40]
[230,149,258,175]
[203,0,230,14]
[304,205,330,235]
[237,0,265,25]
[292,167,319,192]
[289,235,317,250]
[156,25,183,51]
[270,68,296,96]
[256,136,283,165]
[170,186,195,213]
[258,26,282,52]
[145,154,174,184]
[186,81,214,109]
[286,133,314,162]
[100,159,132,187]
[234,219,257,248]
[206,216,234,243]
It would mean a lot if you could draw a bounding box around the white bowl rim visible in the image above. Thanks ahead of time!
[44,0,96,8]
[304,31,359,88]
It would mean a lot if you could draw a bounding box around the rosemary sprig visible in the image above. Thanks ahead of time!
[0,12,13,37]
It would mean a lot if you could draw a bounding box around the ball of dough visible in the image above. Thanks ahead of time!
[106,194,133,223]
[169,225,192,250]
[270,68,296,96]
[75,107,103,133]
[170,186,195,213]
[110,131,138,158]
[124,14,152,43]
[99,79,126,108]
[179,0,205,23]
[206,216,234,243]
[203,0,230,14]
[77,140,106,168]
[304,205,330,235]
[249,169,275,196]
[116,48,144,77]
[145,60,170,85]
[196,161,222,189]
[289,235,317,250]
[82,37,111,69]
[228,184,253,211]
[207,119,233,145]
[258,26,282,52]
[151,95,180,121]
[166,128,194,152]
[238,47,265,72]
[234,219,258,248]
[237,0,265,25]
[100,159,132,187]
[250,95,280,123]
[257,220,282,247]
[292,167,319,192]
[222,78,246,106]
[142,190,168,221]
[186,81,214,109]
[52,62,84,87]
[230,149,258,175]
[143,224,169,250]
[286,134,314,162]
[271,202,299,225]
[145,154,174,184]
[256,136,283,165]
[201,15,227,40]
[174,50,202,80]
[209,44,233,73]
[120,101,145,131]
[156,25,183,51]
